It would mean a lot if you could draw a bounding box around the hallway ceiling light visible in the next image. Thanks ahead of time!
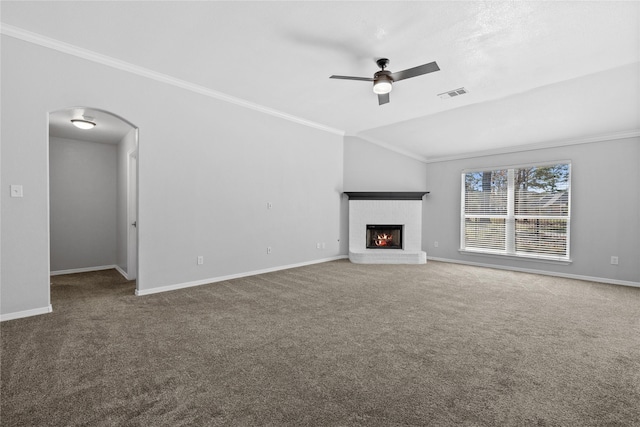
[71,116,96,130]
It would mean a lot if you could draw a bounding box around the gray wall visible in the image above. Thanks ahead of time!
[424,138,640,284]
[49,137,118,271]
[343,136,427,191]
[1,35,344,317]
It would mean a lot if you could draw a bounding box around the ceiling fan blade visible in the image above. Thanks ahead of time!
[330,75,374,82]
[378,93,390,105]
[390,61,440,82]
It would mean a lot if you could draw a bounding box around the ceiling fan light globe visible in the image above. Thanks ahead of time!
[373,80,392,94]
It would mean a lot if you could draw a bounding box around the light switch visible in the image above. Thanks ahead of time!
[10,185,23,198]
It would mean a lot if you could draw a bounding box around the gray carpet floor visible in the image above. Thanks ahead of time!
[1,260,639,426]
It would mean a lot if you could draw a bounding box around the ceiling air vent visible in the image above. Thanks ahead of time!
[438,87,468,99]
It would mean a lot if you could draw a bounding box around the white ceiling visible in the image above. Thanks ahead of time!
[2,1,639,161]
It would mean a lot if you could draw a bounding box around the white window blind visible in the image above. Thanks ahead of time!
[463,169,508,251]
[461,162,570,261]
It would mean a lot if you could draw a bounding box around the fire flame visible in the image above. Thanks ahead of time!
[375,233,393,246]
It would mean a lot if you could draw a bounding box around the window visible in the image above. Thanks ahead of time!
[461,162,571,261]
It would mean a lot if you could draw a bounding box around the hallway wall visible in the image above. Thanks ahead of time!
[49,137,117,272]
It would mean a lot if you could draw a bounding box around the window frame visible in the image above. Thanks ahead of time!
[460,160,572,263]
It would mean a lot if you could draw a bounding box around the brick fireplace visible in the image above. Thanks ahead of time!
[344,192,428,264]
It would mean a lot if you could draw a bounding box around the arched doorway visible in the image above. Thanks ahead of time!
[48,107,139,292]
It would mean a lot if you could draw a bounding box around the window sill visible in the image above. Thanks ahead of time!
[459,249,572,265]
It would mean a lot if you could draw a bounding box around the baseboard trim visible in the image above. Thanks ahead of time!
[1,304,53,322]
[135,255,349,296]
[427,256,640,288]
[114,265,131,280]
[50,265,117,276]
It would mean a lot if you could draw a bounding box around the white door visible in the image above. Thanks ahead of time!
[127,150,138,280]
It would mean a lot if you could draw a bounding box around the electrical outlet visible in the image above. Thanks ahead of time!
[267,202,272,209]
[197,256,204,265]
[10,185,23,198]
[267,246,272,254]
[611,256,619,265]
[316,243,321,249]
[434,241,439,248]
[322,242,326,249]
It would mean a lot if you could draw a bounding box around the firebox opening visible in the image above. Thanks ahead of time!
[366,224,403,249]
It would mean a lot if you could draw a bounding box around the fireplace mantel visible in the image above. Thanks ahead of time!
[344,192,429,201]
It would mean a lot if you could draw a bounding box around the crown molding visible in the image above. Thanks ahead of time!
[422,129,640,164]
[0,23,345,137]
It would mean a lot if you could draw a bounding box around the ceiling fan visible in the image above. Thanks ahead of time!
[330,58,440,105]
